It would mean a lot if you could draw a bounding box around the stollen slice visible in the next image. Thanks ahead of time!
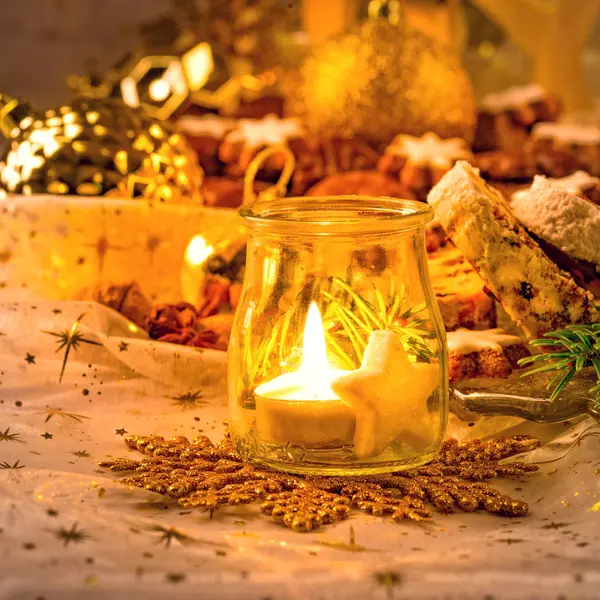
[427,161,599,337]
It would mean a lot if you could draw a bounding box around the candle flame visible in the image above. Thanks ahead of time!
[301,303,329,374]
[185,235,214,266]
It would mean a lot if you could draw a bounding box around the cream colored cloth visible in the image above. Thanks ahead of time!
[0,293,599,599]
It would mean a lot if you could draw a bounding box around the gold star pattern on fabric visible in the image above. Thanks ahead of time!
[99,431,540,533]
[0,460,25,469]
[70,450,91,458]
[84,236,129,279]
[40,407,89,424]
[42,313,102,382]
[0,427,25,443]
[168,390,208,411]
[53,523,90,546]
[145,235,162,264]
[146,525,197,549]
[331,330,440,458]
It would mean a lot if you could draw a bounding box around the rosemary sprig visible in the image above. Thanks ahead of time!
[518,323,600,406]
[323,277,436,365]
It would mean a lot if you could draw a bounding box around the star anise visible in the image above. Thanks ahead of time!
[99,432,540,533]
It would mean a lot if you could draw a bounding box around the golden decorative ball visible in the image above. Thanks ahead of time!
[286,20,476,146]
[0,94,204,204]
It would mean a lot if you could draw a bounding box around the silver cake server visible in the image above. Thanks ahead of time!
[450,368,600,423]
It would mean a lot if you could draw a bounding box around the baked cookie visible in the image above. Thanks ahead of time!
[474,84,561,152]
[475,148,578,182]
[428,246,496,331]
[378,132,473,200]
[219,114,312,179]
[203,176,269,208]
[292,137,380,194]
[531,123,600,176]
[447,328,530,382]
[305,170,414,199]
[428,161,599,337]
[511,170,600,206]
[177,114,235,176]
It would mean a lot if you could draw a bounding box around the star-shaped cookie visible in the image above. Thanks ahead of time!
[331,330,440,459]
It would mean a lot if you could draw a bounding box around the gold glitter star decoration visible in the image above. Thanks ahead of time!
[100,431,541,533]
[53,522,90,546]
[169,390,208,411]
[0,427,25,443]
[42,313,102,382]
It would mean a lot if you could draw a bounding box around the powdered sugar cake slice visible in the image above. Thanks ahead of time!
[427,161,599,337]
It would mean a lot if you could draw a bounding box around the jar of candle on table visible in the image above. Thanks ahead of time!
[227,195,448,475]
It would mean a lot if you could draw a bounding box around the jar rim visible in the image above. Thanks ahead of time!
[239,195,433,235]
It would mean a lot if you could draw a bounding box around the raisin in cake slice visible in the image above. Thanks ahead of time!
[447,328,529,383]
[427,161,599,337]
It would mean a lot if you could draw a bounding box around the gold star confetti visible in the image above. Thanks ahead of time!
[100,432,540,533]
[41,432,53,440]
[42,313,102,382]
[115,428,127,436]
[24,353,36,365]
[40,407,89,424]
[0,427,25,443]
[118,341,129,352]
[53,522,90,546]
[168,390,208,411]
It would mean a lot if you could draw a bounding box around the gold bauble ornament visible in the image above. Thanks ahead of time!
[286,19,476,146]
[0,94,204,204]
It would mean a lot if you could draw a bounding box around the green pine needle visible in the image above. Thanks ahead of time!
[518,323,600,409]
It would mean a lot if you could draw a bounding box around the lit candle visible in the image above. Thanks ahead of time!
[254,303,355,448]
[180,234,214,306]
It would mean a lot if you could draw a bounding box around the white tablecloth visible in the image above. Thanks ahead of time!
[1,295,599,600]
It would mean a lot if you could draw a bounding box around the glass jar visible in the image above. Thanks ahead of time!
[228,196,448,475]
